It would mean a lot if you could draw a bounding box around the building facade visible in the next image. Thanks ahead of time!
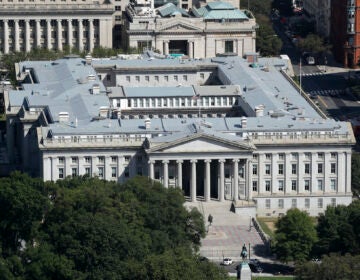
[0,0,114,54]
[124,2,256,58]
[331,0,360,67]
[3,53,355,217]
[302,0,331,38]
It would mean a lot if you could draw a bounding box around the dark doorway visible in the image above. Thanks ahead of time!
[182,160,191,197]
[196,160,205,197]
[169,40,187,55]
[210,161,218,199]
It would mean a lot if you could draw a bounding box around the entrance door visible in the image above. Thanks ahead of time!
[169,40,187,55]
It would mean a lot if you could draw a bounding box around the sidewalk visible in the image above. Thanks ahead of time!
[185,201,269,261]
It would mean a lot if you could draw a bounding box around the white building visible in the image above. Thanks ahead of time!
[124,2,257,58]
[3,52,355,217]
[0,0,114,54]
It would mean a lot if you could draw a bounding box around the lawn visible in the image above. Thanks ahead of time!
[256,217,277,239]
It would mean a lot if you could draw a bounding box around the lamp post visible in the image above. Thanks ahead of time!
[249,215,252,231]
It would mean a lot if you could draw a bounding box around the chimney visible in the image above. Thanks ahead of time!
[85,54,92,65]
[145,118,151,130]
[255,104,264,117]
[241,116,247,128]
[92,83,100,95]
[58,112,69,123]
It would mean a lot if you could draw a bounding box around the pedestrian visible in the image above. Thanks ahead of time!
[208,214,213,226]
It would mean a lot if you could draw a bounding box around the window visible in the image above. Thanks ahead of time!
[291,164,297,175]
[72,168,77,177]
[72,157,78,164]
[252,164,258,175]
[125,156,131,163]
[164,75,169,81]
[239,167,244,178]
[98,156,105,164]
[265,164,271,175]
[291,153,298,160]
[200,73,204,79]
[265,153,272,160]
[304,180,310,191]
[126,76,130,82]
[331,163,336,174]
[331,179,336,191]
[279,153,285,160]
[115,5,121,11]
[135,76,140,82]
[111,167,117,178]
[183,75,187,81]
[145,76,149,81]
[224,40,234,52]
[305,152,311,160]
[58,157,65,164]
[265,199,271,209]
[317,180,323,191]
[98,167,104,178]
[291,199,297,208]
[265,180,271,192]
[318,152,324,159]
[252,181,258,192]
[318,163,323,174]
[106,74,111,81]
[253,154,258,160]
[305,163,310,174]
[111,156,117,163]
[291,180,297,191]
[278,199,284,209]
[85,156,91,163]
[331,198,336,207]
[174,75,178,81]
[85,167,91,176]
[331,152,337,159]
[318,198,323,208]
[124,166,129,177]
[278,180,284,191]
[58,168,64,179]
[305,198,310,209]
[155,76,159,81]
[278,164,284,175]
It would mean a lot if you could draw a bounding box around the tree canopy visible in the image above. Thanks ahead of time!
[0,173,227,279]
[273,208,317,263]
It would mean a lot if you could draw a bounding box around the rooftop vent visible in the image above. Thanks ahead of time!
[92,83,100,95]
[58,112,69,123]
[85,54,92,65]
[255,104,265,117]
[144,118,151,129]
[241,116,247,128]
[99,106,109,118]
[88,74,96,81]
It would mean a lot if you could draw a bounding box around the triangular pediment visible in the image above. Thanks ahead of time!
[159,21,203,32]
[146,133,255,154]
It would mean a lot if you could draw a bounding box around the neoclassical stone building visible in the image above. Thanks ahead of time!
[3,52,355,217]
[0,0,113,54]
[124,2,257,58]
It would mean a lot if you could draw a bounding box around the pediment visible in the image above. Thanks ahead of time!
[147,133,255,154]
[159,21,203,32]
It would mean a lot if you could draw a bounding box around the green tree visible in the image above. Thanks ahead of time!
[295,253,360,280]
[298,34,326,54]
[273,208,317,263]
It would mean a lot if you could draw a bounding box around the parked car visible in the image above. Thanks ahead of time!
[222,258,233,266]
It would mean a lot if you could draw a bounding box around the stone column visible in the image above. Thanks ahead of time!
[57,19,62,51]
[3,20,9,53]
[89,19,94,52]
[345,152,352,194]
[164,40,169,55]
[337,152,344,193]
[247,159,253,200]
[14,19,20,52]
[163,160,169,188]
[324,152,330,193]
[191,159,197,202]
[25,20,31,52]
[298,153,305,194]
[51,157,56,181]
[65,156,71,177]
[78,19,84,51]
[188,40,193,58]
[35,19,41,48]
[105,156,111,180]
[311,152,317,193]
[219,159,225,202]
[67,19,73,49]
[176,160,183,188]
[285,153,291,194]
[46,19,52,49]
[148,160,155,179]
[233,159,239,201]
[204,159,211,201]
[43,157,51,181]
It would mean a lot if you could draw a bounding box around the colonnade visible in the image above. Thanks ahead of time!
[162,40,194,58]
[148,158,250,202]
[0,18,98,54]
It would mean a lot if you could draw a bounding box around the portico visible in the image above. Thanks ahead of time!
[145,129,255,202]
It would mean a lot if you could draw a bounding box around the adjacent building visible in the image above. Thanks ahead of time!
[3,52,355,217]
